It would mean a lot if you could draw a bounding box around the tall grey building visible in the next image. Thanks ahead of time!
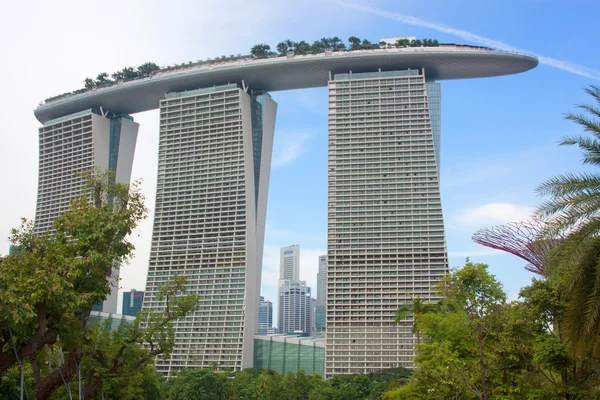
[142,84,276,375]
[326,69,448,375]
[257,296,273,335]
[315,255,327,333]
[278,280,312,336]
[34,109,138,313]
[280,245,299,280]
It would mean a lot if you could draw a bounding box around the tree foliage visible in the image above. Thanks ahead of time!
[0,170,147,398]
[386,261,600,400]
[536,85,600,351]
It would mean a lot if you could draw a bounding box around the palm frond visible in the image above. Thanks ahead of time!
[565,113,600,138]
[560,135,600,166]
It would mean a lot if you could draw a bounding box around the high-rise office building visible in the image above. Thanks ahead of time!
[34,109,138,314]
[315,255,327,333]
[258,296,273,335]
[326,69,448,375]
[278,280,312,336]
[141,84,276,375]
[122,289,145,317]
[280,245,299,281]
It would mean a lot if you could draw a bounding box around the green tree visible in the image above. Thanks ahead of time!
[293,41,311,55]
[329,36,345,51]
[112,66,139,81]
[394,296,438,343]
[165,368,232,400]
[276,39,295,56]
[94,72,112,86]
[250,43,272,59]
[137,62,161,77]
[360,39,373,49]
[0,170,147,398]
[83,77,96,90]
[536,85,600,350]
[77,276,199,398]
[348,36,361,50]
[387,262,508,400]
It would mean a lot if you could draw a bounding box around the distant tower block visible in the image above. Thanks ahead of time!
[326,70,448,375]
[142,84,276,375]
[34,109,138,314]
[280,245,300,280]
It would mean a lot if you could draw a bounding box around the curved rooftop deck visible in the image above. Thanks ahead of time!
[34,46,538,123]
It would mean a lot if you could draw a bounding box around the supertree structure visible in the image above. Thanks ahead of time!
[472,220,563,276]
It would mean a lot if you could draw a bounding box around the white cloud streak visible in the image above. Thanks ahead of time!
[455,203,535,227]
[271,129,315,167]
[333,1,600,81]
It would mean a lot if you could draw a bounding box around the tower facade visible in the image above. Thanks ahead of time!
[280,245,299,280]
[278,280,313,336]
[34,109,138,313]
[326,69,448,376]
[122,289,145,317]
[315,255,327,333]
[142,84,276,375]
[257,296,273,335]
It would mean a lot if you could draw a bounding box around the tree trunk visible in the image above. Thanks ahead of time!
[35,348,82,400]
[83,377,102,399]
[477,324,488,400]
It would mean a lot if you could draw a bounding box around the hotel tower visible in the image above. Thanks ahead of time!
[142,84,276,374]
[32,44,536,377]
[326,69,447,375]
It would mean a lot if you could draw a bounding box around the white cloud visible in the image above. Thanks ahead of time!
[271,129,316,167]
[455,203,535,227]
[332,1,600,81]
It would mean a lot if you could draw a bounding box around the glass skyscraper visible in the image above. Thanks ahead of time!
[326,69,447,376]
[258,296,273,335]
[122,289,144,317]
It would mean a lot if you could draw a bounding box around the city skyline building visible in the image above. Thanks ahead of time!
[315,255,327,333]
[34,109,138,314]
[31,45,537,377]
[278,280,313,336]
[122,289,144,317]
[141,84,276,375]
[326,69,447,375]
[258,295,274,336]
[280,245,300,281]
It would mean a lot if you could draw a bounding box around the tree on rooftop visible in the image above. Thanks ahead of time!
[360,39,373,49]
[112,66,139,81]
[95,72,112,86]
[348,36,361,50]
[137,62,160,77]
[330,36,345,51]
[276,39,295,56]
[293,41,310,55]
[84,78,96,90]
[250,43,272,59]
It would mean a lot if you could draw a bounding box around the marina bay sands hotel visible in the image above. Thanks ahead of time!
[33,45,537,377]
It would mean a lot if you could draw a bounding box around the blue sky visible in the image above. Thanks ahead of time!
[0,0,598,317]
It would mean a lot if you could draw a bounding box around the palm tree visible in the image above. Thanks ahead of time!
[536,85,600,351]
[395,295,438,343]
